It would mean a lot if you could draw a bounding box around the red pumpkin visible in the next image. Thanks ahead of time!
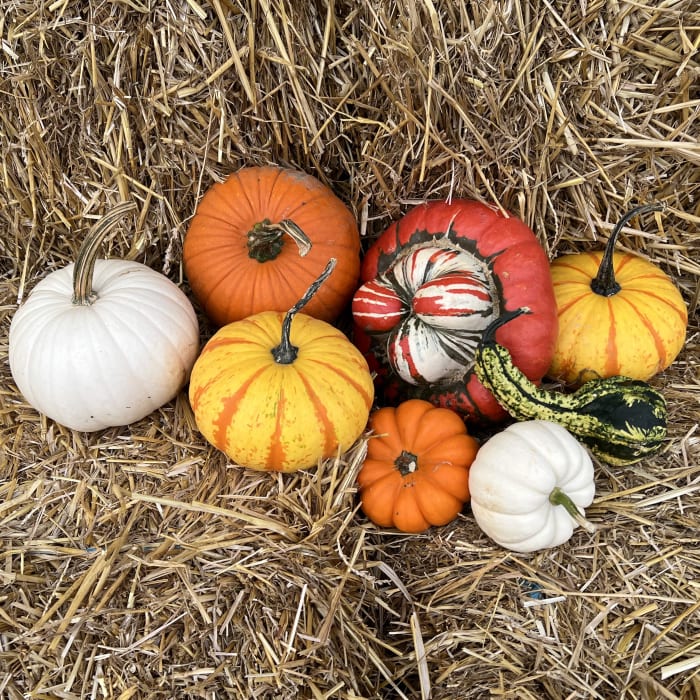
[353,200,558,423]
[183,166,361,326]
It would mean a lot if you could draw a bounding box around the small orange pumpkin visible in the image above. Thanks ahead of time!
[183,166,361,326]
[357,399,479,533]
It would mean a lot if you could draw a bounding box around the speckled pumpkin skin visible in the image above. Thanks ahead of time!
[549,250,688,385]
[189,310,374,472]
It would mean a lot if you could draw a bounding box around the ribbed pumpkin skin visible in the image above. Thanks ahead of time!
[357,399,479,532]
[354,200,558,424]
[549,251,688,384]
[184,167,361,326]
[188,311,374,472]
[9,260,200,432]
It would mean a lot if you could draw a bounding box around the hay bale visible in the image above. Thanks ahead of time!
[1,1,698,698]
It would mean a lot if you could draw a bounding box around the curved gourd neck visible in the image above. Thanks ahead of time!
[72,201,138,306]
[271,258,336,364]
[589,203,663,297]
[481,307,531,345]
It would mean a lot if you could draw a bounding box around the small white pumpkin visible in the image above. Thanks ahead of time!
[9,203,200,432]
[468,420,596,553]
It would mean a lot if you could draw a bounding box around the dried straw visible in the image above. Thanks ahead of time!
[1,1,699,698]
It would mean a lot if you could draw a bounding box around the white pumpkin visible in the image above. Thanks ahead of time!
[9,203,200,432]
[468,420,596,553]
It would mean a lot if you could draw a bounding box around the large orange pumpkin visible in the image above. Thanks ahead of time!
[548,204,688,385]
[183,166,361,326]
[357,399,479,533]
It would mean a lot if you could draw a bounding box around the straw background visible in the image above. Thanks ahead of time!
[1,1,699,698]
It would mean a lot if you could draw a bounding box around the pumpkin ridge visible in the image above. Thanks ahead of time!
[295,371,339,455]
[305,358,375,408]
[210,366,269,447]
[233,169,265,224]
[360,470,405,525]
[86,302,153,383]
[604,298,620,377]
[551,256,602,278]
[614,295,672,369]
[368,410,404,455]
[417,463,470,500]
[101,287,197,341]
[554,289,596,316]
[619,287,688,321]
[265,382,289,471]
[413,482,463,526]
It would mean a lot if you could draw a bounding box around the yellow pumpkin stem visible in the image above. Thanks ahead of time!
[272,258,337,364]
[72,201,138,306]
[247,219,312,262]
[590,202,665,297]
[549,487,596,534]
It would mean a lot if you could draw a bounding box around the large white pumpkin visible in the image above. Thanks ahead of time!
[468,420,596,553]
[9,204,200,432]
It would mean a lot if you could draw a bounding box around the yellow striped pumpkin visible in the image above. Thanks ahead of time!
[189,261,374,472]
[548,205,688,385]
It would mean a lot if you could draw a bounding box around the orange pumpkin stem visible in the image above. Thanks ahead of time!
[247,219,312,262]
[272,258,337,364]
[590,202,664,297]
[72,201,138,306]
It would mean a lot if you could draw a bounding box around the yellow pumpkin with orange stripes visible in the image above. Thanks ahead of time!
[188,261,374,472]
[548,204,687,386]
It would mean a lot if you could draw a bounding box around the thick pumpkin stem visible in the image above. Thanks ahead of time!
[395,450,419,476]
[549,487,596,534]
[590,203,664,297]
[272,258,337,365]
[72,201,138,306]
[247,219,312,262]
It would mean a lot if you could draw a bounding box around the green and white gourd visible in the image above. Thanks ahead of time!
[474,308,668,466]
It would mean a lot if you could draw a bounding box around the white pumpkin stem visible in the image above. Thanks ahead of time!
[590,202,664,297]
[72,201,138,306]
[272,258,337,365]
[549,487,597,534]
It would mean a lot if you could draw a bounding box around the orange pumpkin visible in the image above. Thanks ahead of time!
[357,399,479,533]
[183,166,361,327]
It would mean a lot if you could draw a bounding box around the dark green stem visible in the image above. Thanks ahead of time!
[247,219,312,262]
[590,203,664,297]
[480,307,532,345]
[395,450,418,476]
[271,258,337,364]
[72,202,137,305]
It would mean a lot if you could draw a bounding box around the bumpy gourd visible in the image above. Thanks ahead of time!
[474,308,668,466]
